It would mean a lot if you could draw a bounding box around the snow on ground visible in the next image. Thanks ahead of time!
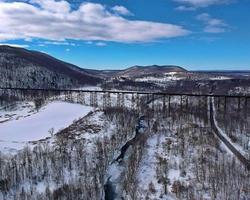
[165,72,178,75]
[135,75,184,82]
[0,101,93,153]
[137,134,165,190]
[211,98,246,155]
[74,86,103,91]
[229,86,250,95]
[104,137,134,199]
[209,76,231,80]
[137,133,177,199]
[147,95,183,109]
[0,101,36,123]
[76,110,116,150]
[49,90,135,109]
[5,108,115,195]
[137,131,195,199]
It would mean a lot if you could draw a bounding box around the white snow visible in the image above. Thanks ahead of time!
[107,162,125,183]
[229,86,250,95]
[211,98,245,155]
[78,111,115,147]
[0,101,36,123]
[210,76,231,80]
[137,134,172,199]
[0,101,93,153]
[74,86,103,91]
[137,131,193,199]
[165,72,178,75]
[135,75,183,82]
[137,135,162,185]
[168,169,180,183]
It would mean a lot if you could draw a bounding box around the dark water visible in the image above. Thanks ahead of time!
[103,116,146,200]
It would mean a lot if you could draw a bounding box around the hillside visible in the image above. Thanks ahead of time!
[1,45,249,96]
[0,91,249,199]
[0,46,189,89]
[115,65,187,78]
[0,46,190,89]
[0,45,102,89]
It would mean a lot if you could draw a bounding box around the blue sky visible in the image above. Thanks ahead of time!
[0,0,250,70]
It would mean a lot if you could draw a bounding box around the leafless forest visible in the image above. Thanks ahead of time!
[0,90,249,200]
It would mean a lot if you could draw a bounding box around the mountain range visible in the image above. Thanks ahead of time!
[0,45,187,88]
[0,45,249,90]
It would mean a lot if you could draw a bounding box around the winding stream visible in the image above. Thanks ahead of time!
[103,116,147,200]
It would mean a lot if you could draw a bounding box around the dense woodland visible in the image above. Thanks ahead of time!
[0,91,249,200]
[0,52,80,89]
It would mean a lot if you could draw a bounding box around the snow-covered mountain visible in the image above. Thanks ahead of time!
[115,65,187,78]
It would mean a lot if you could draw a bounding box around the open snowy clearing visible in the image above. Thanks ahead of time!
[0,101,93,153]
[135,75,184,82]
[209,76,231,80]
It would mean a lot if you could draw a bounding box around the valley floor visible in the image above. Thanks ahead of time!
[0,97,249,200]
[0,101,92,154]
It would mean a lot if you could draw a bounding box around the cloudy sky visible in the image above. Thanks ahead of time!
[0,0,249,70]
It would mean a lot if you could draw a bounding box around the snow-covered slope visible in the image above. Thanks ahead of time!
[0,45,102,88]
[0,102,36,123]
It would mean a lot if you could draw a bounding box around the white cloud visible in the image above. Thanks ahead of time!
[196,13,229,33]
[112,5,133,16]
[95,42,107,46]
[43,41,77,46]
[38,44,46,47]
[30,0,70,13]
[175,5,196,11]
[24,38,33,42]
[174,0,231,8]
[0,43,29,48]
[86,41,93,45]
[85,41,107,46]
[0,1,189,43]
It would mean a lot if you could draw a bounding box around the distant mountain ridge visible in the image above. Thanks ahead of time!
[115,65,186,78]
[0,45,189,88]
[0,45,250,96]
[0,45,102,89]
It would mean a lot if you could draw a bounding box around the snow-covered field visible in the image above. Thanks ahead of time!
[135,75,184,82]
[209,76,231,80]
[0,101,93,153]
[74,86,103,91]
[0,102,36,123]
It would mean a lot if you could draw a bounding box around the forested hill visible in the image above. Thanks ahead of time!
[0,45,102,89]
[115,65,186,78]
